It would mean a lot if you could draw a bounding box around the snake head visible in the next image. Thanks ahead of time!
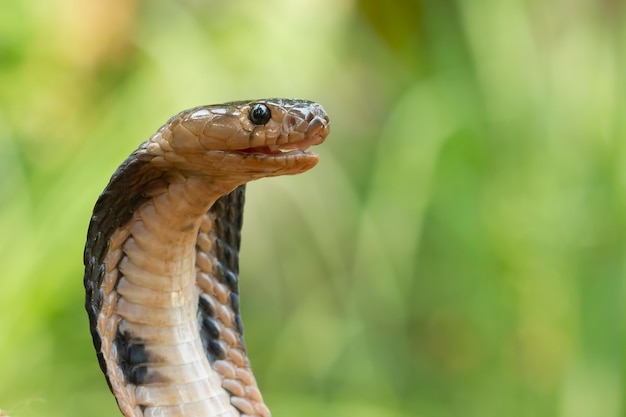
[147,98,330,179]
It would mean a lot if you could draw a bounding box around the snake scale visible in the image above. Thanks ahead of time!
[82,99,329,417]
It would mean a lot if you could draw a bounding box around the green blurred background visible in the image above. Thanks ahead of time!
[1,0,625,416]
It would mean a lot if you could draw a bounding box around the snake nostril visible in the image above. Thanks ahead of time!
[284,115,298,130]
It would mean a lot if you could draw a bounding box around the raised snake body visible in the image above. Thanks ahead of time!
[82,99,329,417]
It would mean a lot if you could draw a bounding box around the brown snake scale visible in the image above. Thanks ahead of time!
[81,99,330,417]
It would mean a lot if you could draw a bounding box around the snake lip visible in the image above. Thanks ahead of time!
[237,117,328,157]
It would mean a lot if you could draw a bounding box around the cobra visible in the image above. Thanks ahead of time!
[82,99,330,417]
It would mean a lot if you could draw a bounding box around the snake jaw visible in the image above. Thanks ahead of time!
[224,129,326,181]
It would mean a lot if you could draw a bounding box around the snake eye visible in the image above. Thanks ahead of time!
[248,103,271,125]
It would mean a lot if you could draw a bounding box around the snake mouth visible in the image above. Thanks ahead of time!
[237,141,315,156]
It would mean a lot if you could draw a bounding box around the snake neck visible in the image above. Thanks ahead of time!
[93,173,270,417]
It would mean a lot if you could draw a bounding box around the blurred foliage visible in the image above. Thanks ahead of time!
[1,0,625,416]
